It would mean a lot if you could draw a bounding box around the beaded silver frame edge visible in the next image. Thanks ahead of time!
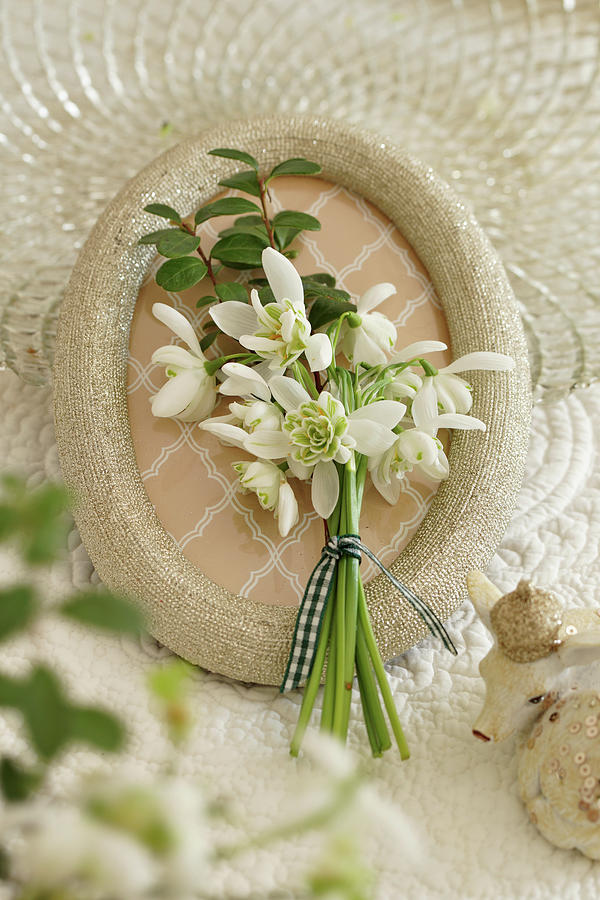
[53,115,531,685]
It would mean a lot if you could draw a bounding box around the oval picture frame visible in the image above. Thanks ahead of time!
[53,115,531,685]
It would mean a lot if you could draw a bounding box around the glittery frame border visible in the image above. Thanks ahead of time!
[53,116,531,685]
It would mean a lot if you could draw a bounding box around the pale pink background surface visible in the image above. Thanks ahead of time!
[127,178,451,608]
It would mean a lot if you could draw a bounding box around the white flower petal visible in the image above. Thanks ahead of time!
[435,413,486,430]
[411,377,438,431]
[371,467,402,505]
[244,429,290,460]
[358,282,396,314]
[349,400,406,430]
[262,247,304,308]
[305,333,333,371]
[269,375,311,412]
[362,312,396,350]
[311,460,340,519]
[287,457,313,480]
[198,421,248,449]
[392,340,448,362]
[219,362,271,401]
[152,303,203,357]
[441,351,515,374]
[239,334,284,353]
[209,301,258,339]
[397,430,438,465]
[151,372,203,418]
[346,327,388,366]
[277,482,299,537]
[152,344,200,369]
[250,288,265,320]
[177,381,217,422]
[347,420,397,456]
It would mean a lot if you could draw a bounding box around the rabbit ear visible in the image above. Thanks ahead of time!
[466,571,502,631]
[557,630,600,670]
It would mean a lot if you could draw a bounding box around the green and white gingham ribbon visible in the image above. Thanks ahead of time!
[280,533,457,693]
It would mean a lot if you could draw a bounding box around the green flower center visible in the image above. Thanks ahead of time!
[283,397,348,466]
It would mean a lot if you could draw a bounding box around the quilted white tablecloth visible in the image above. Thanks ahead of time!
[1,366,599,899]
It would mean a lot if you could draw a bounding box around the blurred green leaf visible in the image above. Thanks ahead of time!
[0,672,25,706]
[148,660,193,702]
[218,170,261,198]
[215,283,248,302]
[0,757,42,802]
[68,706,125,752]
[21,667,70,760]
[211,233,266,269]
[195,197,261,225]
[268,158,322,179]
[208,147,259,171]
[233,214,264,228]
[309,297,356,331]
[200,331,220,352]
[15,482,71,566]
[272,210,321,231]
[0,585,37,641]
[155,231,201,258]
[156,257,208,292]
[60,590,143,635]
[196,295,216,308]
[144,203,182,224]
[138,228,180,246]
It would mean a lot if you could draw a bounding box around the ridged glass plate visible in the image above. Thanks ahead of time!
[1,0,599,402]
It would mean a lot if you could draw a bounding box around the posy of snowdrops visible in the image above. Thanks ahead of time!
[141,147,515,759]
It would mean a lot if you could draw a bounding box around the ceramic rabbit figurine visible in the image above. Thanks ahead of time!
[468,570,600,858]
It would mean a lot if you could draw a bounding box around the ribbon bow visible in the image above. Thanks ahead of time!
[280,534,457,693]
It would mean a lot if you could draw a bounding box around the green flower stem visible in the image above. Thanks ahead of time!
[290,590,335,757]
[357,582,410,760]
[332,476,348,740]
[320,623,336,733]
[356,627,391,753]
[293,361,319,400]
[356,659,383,757]
[340,461,359,741]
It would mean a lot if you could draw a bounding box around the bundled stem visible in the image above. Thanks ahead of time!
[290,457,409,760]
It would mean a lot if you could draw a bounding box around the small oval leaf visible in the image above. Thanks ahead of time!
[156,231,201,258]
[200,331,220,352]
[195,197,261,225]
[211,233,267,269]
[138,228,180,246]
[217,170,261,197]
[268,158,322,179]
[156,257,208,292]
[208,147,259,171]
[215,282,248,302]
[272,211,321,231]
[144,203,182,223]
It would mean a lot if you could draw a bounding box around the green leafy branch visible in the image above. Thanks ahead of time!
[0,476,144,802]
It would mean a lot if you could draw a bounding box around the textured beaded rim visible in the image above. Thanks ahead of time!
[53,116,531,685]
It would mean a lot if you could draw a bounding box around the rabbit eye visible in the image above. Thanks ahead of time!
[528,695,545,704]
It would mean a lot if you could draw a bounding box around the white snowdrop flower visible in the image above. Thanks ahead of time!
[429,351,515,414]
[151,303,217,422]
[340,283,397,366]
[233,460,299,537]
[210,247,332,372]
[9,805,157,898]
[228,399,284,433]
[369,376,486,504]
[270,376,405,519]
